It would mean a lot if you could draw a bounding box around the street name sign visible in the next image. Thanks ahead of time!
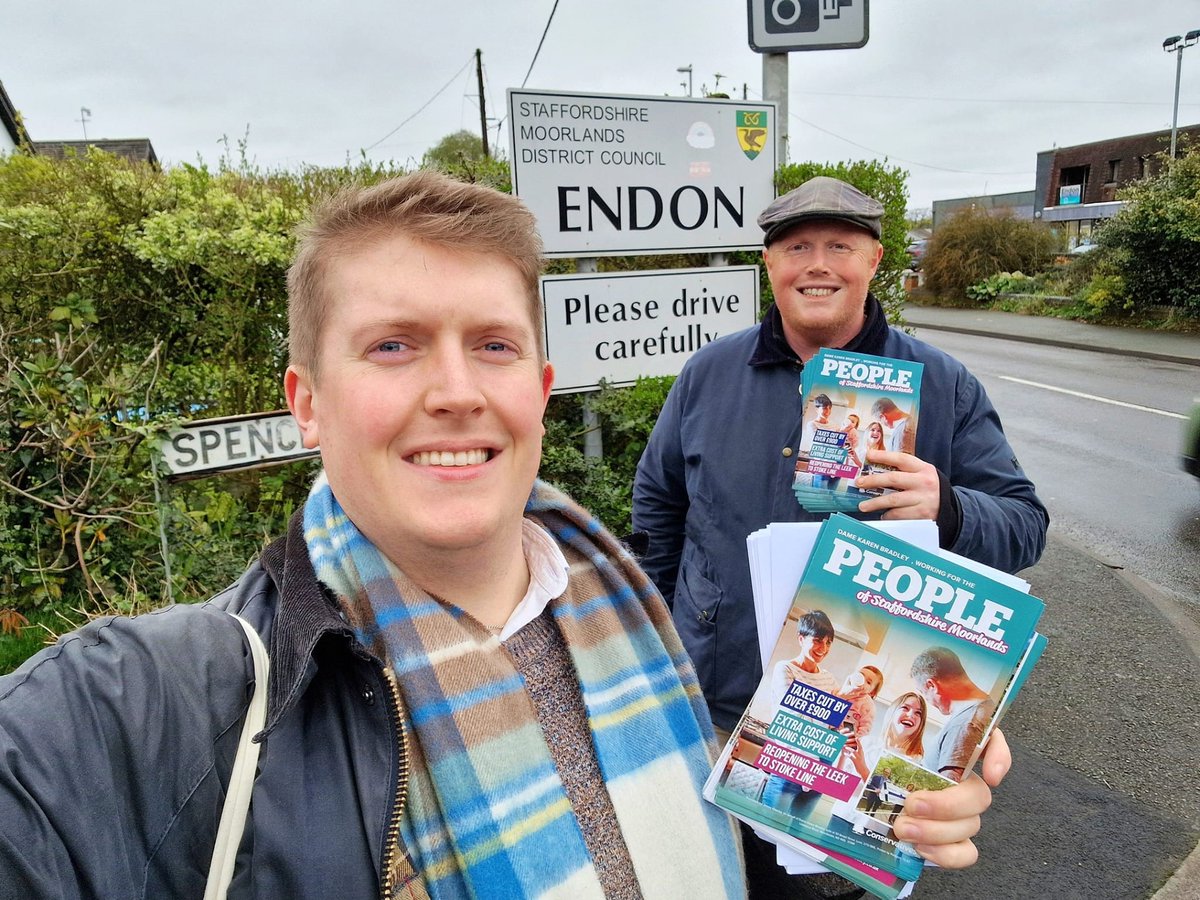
[747,0,869,52]
[159,410,317,480]
[509,89,775,257]
[541,266,759,393]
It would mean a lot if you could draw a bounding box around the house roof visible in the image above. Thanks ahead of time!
[0,79,29,146]
[32,138,159,166]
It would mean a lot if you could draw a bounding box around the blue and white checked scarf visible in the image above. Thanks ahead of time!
[304,473,743,899]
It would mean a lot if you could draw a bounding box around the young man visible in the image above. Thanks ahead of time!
[911,647,997,783]
[0,172,743,898]
[633,175,1041,896]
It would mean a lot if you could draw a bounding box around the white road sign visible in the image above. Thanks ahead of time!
[159,410,317,479]
[747,0,869,52]
[541,266,760,394]
[509,89,776,257]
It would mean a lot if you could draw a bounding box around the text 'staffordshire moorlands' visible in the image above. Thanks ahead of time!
[705,515,1045,898]
[793,349,923,513]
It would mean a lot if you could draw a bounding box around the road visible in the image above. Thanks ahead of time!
[912,330,1200,614]
[898,329,1200,900]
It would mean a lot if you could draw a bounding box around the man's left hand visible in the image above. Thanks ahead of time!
[854,449,940,520]
[889,729,1012,868]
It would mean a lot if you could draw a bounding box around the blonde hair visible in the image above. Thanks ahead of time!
[884,691,927,759]
[287,170,544,379]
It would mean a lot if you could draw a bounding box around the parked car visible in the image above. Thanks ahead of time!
[1183,399,1200,480]
[905,239,927,269]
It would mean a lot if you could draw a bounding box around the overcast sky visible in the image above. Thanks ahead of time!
[6,1,1198,212]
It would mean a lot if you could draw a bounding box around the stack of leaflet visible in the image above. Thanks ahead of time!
[705,517,1047,899]
[792,349,923,514]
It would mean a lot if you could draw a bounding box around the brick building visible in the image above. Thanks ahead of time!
[1034,123,1200,247]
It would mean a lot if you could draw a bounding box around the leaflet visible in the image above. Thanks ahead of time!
[793,349,923,513]
[705,514,1045,896]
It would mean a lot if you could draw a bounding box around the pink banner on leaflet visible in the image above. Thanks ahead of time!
[753,741,861,801]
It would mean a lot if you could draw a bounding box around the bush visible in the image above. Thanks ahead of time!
[1092,146,1200,315]
[923,208,1063,302]
[965,271,1040,303]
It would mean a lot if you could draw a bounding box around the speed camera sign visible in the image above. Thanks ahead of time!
[747,0,869,52]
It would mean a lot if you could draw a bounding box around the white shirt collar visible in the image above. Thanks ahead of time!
[495,518,570,641]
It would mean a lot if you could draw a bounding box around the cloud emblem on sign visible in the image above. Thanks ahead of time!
[686,120,715,149]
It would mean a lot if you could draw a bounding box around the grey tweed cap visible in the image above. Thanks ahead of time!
[758,176,884,245]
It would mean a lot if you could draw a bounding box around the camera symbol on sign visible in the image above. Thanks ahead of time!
[765,0,853,34]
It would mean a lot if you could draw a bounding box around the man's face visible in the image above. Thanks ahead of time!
[286,233,553,565]
[762,220,884,357]
[919,678,952,715]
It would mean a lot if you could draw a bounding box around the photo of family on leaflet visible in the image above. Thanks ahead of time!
[713,597,1010,877]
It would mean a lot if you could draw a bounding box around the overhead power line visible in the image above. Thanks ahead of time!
[363,55,475,152]
[801,89,1200,108]
[743,86,1027,177]
[521,0,561,89]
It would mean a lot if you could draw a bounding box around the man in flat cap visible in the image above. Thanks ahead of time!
[633,175,1047,897]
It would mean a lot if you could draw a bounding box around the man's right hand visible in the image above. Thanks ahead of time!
[855,448,941,522]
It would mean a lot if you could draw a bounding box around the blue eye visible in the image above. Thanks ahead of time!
[375,340,407,353]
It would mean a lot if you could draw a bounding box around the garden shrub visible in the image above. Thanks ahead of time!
[923,208,1063,302]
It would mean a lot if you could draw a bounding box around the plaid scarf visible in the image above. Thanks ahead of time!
[303,473,743,899]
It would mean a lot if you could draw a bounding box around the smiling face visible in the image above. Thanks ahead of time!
[286,232,553,569]
[796,632,833,670]
[762,220,884,360]
[891,694,925,738]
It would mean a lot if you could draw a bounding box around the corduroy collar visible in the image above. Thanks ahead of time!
[257,510,363,738]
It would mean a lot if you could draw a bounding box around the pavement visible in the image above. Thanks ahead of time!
[902,304,1200,368]
[899,304,1200,900]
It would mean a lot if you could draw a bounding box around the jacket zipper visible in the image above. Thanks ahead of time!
[378,666,411,900]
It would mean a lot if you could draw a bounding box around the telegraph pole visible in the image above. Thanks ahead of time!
[476,49,489,158]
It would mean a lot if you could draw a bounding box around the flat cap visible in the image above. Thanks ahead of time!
[758,176,884,245]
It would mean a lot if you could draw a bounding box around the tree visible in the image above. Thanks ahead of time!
[423,129,488,169]
[922,208,1062,302]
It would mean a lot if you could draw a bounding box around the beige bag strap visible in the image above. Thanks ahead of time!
[205,613,270,900]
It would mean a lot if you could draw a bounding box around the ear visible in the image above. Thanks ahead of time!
[541,361,554,408]
[869,241,885,276]
[285,365,320,450]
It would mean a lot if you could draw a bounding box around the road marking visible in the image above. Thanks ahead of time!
[998,375,1188,419]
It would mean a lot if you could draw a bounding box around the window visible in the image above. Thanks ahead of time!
[1058,165,1089,205]
[1106,159,1120,183]
[1137,156,1148,178]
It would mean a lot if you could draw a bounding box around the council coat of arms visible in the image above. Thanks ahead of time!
[736,110,769,160]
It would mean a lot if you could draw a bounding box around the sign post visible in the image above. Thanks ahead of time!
[158,410,317,480]
[508,89,776,258]
[541,267,759,394]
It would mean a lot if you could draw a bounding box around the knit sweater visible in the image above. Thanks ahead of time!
[504,610,643,899]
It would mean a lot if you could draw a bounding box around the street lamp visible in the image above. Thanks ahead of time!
[677,64,693,97]
[1163,29,1200,158]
